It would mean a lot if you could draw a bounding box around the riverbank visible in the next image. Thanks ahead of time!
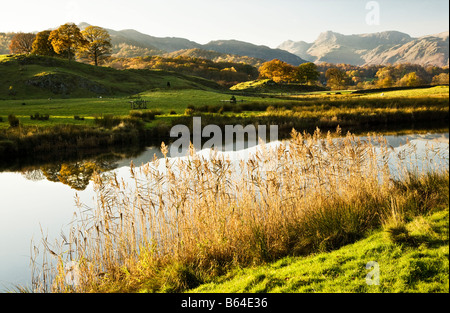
[189,207,449,293]
[29,130,449,293]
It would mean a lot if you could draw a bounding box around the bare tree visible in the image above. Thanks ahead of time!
[9,32,36,54]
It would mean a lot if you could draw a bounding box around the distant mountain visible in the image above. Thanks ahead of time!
[278,30,449,67]
[79,23,306,66]
[364,31,449,67]
[5,23,446,68]
[107,28,201,53]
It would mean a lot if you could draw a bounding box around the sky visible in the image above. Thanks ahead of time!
[0,0,448,48]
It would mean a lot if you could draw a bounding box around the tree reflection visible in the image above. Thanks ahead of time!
[19,148,148,190]
[41,162,94,190]
[24,159,118,191]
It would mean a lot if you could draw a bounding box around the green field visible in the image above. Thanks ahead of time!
[362,86,450,98]
[1,84,448,130]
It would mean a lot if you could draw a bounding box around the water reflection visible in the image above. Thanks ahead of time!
[41,161,115,191]
[15,133,450,191]
[19,154,139,191]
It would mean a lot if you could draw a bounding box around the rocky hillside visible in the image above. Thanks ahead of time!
[278,30,449,67]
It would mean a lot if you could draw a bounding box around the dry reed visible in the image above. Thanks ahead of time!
[31,128,449,292]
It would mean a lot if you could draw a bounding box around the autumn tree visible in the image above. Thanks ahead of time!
[31,30,56,56]
[9,32,36,54]
[49,23,88,60]
[258,59,295,83]
[325,68,348,90]
[398,72,424,87]
[77,26,112,66]
[432,73,449,85]
[375,67,394,88]
[294,62,320,84]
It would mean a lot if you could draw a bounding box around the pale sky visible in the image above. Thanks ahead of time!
[0,0,448,48]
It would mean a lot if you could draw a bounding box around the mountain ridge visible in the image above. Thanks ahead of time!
[278,30,449,67]
[2,23,448,67]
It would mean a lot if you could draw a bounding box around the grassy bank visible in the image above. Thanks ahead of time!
[189,208,449,293]
[30,130,449,293]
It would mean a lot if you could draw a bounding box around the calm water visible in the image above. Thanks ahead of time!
[0,132,448,291]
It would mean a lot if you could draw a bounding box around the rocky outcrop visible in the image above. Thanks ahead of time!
[27,72,110,95]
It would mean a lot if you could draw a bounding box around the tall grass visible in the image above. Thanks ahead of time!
[31,128,449,293]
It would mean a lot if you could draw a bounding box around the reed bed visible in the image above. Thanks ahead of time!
[31,128,449,293]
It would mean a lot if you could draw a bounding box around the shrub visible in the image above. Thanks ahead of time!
[30,113,50,121]
[8,114,19,127]
[130,110,162,121]
[94,114,122,129]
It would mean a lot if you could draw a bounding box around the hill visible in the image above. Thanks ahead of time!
[103,54,259,87]
[278,30,449,67]
[78,23,307,66]
[163,48,265,67]
[0,54,221,99]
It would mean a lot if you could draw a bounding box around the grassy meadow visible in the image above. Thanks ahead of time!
[1,86,448,130]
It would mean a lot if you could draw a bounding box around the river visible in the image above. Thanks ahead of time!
[0,132,448,291]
